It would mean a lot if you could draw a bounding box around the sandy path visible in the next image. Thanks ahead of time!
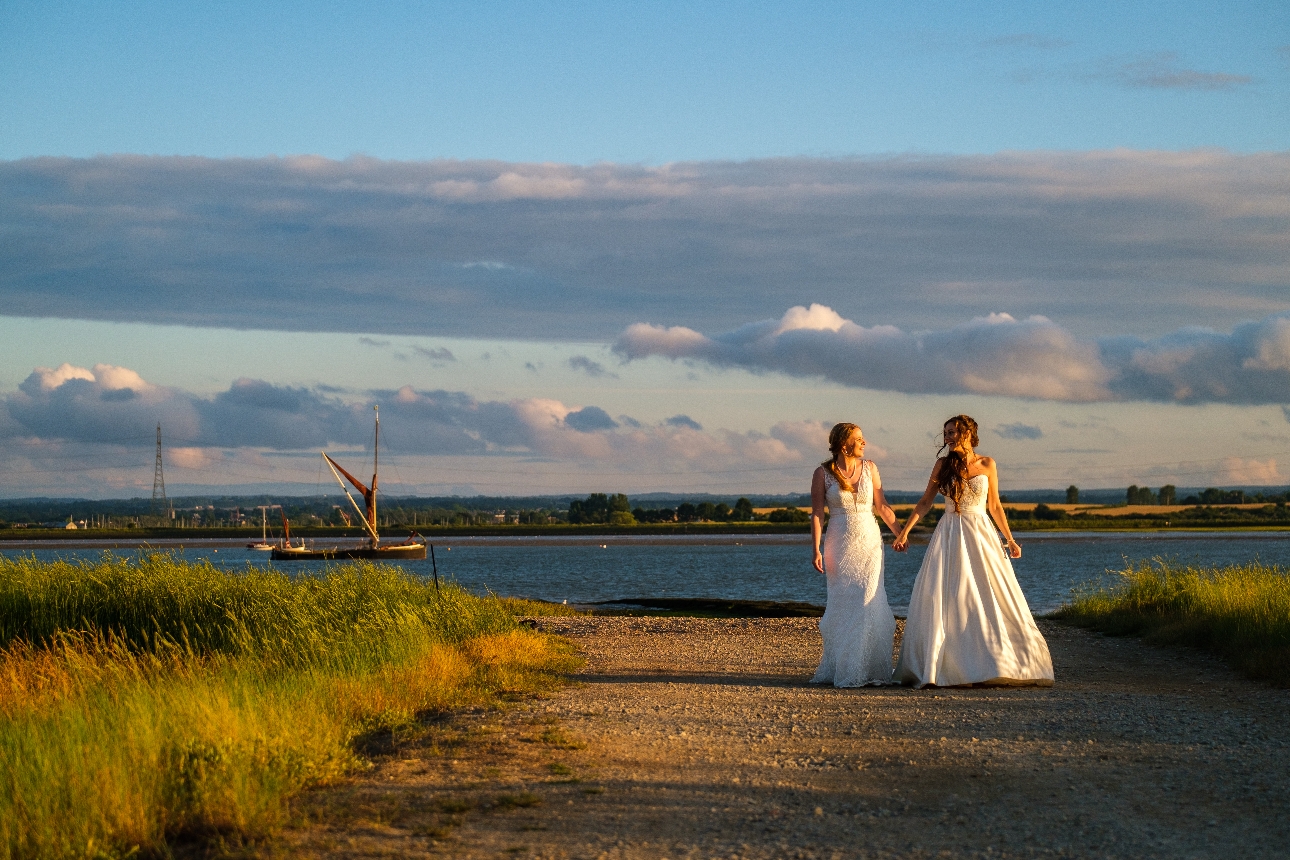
[276,618,1290,859]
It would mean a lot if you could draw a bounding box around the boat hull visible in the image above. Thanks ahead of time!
[270,543,427,561]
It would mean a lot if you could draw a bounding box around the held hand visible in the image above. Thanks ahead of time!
[813,550,825,574]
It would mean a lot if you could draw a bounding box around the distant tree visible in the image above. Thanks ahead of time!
[713,502,731,521]
[1158,485,1177,505]
[696,502,718,521]
[1126,485,1156,505]
[768,507,810,524]
[1199,488,1244,505]
[676,503,698,522]
[609,510,637,526]
[1066,485,1080,504]
[733,498,755,521]
[1034,503,1068,521]
[632,506,676,523]
[569,493,611,524]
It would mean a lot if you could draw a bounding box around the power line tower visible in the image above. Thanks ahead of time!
[151,423,169,519]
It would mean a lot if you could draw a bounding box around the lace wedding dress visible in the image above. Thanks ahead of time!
[812,462,896,686]
[895,474,1054,688]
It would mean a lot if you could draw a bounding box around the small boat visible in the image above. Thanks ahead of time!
[246,505,277,550]
[272,406,427,561]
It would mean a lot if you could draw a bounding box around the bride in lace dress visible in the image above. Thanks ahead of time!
[810,423,900,686]
[892,415,1053,688]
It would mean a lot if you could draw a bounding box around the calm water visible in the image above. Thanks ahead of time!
[4,531,1289,614]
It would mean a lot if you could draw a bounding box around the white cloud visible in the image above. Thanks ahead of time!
[1,365,827,481]
[27,363,96,390]
[616,305,1290,406]
[617,305,1112,402]
[1219,457,1283,484]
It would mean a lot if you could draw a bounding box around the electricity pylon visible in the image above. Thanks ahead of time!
[151,423,169,519]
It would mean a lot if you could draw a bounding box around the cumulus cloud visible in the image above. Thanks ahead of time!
[1,364,826,476]
[615,305,1290,405]
[10,363,199,446]
[616,305,1111,401]
[2,152,1286,341]
[1219,457,1283,484]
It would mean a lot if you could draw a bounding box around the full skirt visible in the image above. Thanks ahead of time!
[895,511,1053,688]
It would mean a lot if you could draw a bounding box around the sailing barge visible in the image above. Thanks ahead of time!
[272,406,427,561]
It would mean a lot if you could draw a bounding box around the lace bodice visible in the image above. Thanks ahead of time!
[814,458,893,687]
[947,474,989,514]
[823,461,873,514]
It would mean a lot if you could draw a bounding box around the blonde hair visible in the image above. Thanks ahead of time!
[821,423,862,493]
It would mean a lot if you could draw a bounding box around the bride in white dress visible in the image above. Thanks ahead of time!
[810,423,900,686]
[892,415,1054,688]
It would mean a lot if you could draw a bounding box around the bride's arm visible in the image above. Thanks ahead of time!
[810,466,827,573]
[869,462,899,535]
[983,457,1021,558]
[894,460,945,551]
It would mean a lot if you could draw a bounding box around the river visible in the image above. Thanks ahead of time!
[3,530,1289,614]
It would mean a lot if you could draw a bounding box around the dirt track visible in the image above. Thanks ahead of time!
[275,617,1290,859]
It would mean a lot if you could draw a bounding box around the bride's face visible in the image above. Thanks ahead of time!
[845,429,865,458]
[943,422,961,448]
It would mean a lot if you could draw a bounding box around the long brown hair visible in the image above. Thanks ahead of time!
[821,422,862,493]
[936,414,980,504]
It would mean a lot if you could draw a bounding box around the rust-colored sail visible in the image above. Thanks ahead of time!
[324,454,377,532]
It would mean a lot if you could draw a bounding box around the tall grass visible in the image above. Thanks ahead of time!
[1053,559,1290,686]
[0,554,579,859]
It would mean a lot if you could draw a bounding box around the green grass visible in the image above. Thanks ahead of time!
[1052,559,1290,686]
[0,554,579,859]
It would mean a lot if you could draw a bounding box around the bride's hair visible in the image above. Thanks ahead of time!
[822,422,862,493]
[936,414,980,504]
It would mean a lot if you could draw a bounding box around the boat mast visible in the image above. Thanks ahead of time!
[372,405,379,548]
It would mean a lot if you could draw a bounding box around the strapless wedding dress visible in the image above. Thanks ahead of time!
[895,474,1054,688]
[812,462,896,686]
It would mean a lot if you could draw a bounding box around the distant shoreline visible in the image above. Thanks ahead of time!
[2,526,1289,551]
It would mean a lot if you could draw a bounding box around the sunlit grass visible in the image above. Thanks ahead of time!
[0,554,579,859]
[1053,560,1290,686]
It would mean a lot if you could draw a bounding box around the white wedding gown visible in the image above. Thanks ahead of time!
[895,474,1054,688]
[812,462,896,687]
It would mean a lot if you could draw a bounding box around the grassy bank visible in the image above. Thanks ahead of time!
[1052,560,1290,686]
[0,554,579,859]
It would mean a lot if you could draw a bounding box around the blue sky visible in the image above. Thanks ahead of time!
[3,1,1286,161]
[0,2,1288,497]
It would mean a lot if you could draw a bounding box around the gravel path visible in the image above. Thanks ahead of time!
[276,617,1290,859]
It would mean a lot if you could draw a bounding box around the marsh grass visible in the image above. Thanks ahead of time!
[0,554,579,860]
[1053,559,1290,686]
